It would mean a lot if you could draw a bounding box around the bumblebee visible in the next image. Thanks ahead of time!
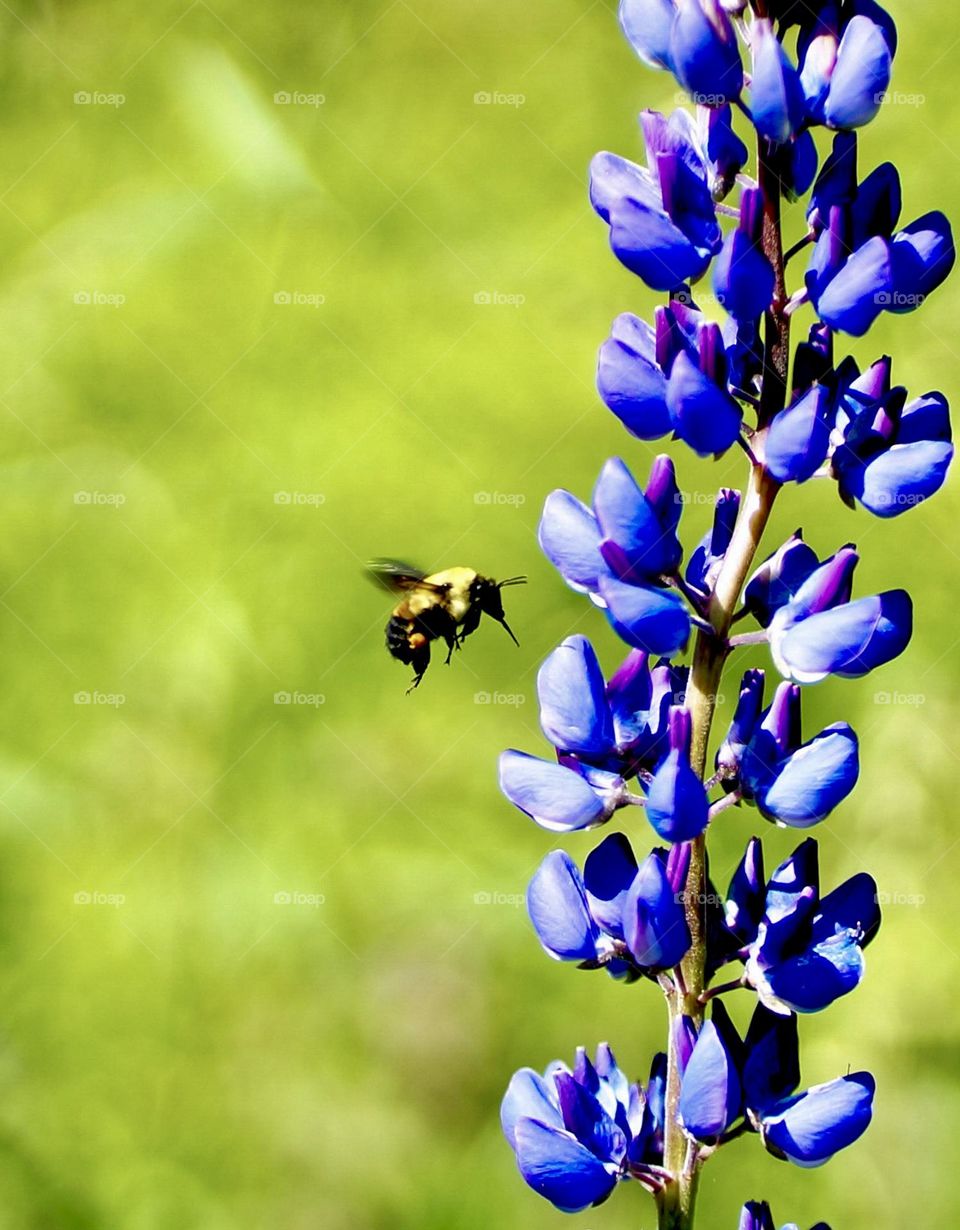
[368,559,526,691]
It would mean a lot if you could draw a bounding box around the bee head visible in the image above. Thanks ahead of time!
[474,575,526,645]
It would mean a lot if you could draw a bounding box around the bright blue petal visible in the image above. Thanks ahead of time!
[814,237,892,336]
[646,753,709,843]
[842,439,954,516]
[666,349,743,456]
[761,1073,874,1166]
[594,457,671,579]
[618,0,677,70]
[750,18,805,143]
[514,1118,619,1212]
[765,385,833,483]
[598,575,691,656]
[538,635,615,756]
[824,16,892,130]
[678,1016,742,1140]
[597,313,673,440]
[623,851,691,967]
[772,591,912,683]
[713,230,776,321]
[502,1068,562,1144]
[499,750,620,831]
[670,0,744,104]
[527,851,602,962]
[539,490,606,594]
[756,723,860,827]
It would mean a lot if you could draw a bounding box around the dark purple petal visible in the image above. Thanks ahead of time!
[584,832,639,940]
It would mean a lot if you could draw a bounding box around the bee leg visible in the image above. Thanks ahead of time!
[443,631,458,665]
[406,641,431,693]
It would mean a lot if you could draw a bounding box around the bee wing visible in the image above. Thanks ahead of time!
[366,559,446,594]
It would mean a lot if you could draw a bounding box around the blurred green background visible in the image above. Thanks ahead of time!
[0,0,956,1226]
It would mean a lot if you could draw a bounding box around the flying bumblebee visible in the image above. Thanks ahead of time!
[367,559,526,691]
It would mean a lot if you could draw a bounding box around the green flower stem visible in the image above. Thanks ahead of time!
[656,125,788,1230]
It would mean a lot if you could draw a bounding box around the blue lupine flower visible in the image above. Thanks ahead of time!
[830,356,953,516]
[498,749,628,832]
[805,154,955,335]
[676,998,874,1164]
[590,109,723,291]
[539,458,692,654]
[725,837,881,1013]
[499,637,686,834]
[619,0,744,105]
[645,706,710,842]
[719,672,860,827]
[666,322,744,455]
[798,2,896,130]
[761,1072,875,1166]
[686,487,740,594]
[501,1045,667,1211]
[743,532,821,628]
[766,546,913,683]
[597,299,744,455]
[750,18,805,144]
[526,834,692,977]
[739,1199,831,1230]
[765,384,834,484]
[678,1000,743,1139]
[713,188,776,323]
